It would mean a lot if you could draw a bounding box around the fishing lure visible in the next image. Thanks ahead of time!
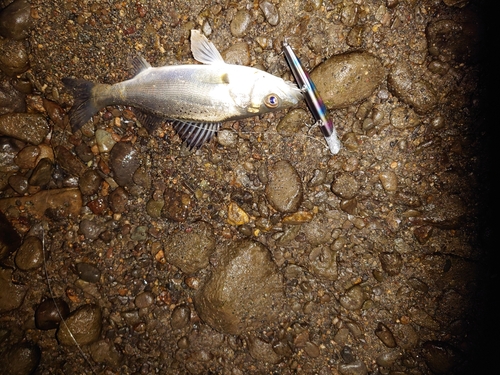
[283,41,341,154]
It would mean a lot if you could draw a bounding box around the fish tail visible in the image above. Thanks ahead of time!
[62,78,110,132]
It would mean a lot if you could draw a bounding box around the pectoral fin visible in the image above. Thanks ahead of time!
[190,30,225,65]
[172,120,221,149]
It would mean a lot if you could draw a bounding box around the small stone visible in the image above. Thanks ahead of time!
[163,187,193,222]
[259,1,279,26]
[79,170,102,196]
[217,129,238,147]
[247,335,281,364]
[304,341,320,358]
[8,174,28,195]
[109,186,128,213]
[134,291,154,309]
[230,9,251,37]
[170,304,191,330]
[109,142,141,186]
[226,201,250,226]
[0,268,27,313]
[95,129,116,153]
[390,106,420,129]
[338,359,368,375]
[89,340,123,367]
[0,113,49,145]
[15,236,43,271]
[331,174,359,199]
[379,170,398,192]
[75,262,101,283]
[0,343,41,375]
[0,76,26,115]
[339,285,365,311]
[0,38,29,76]
[28,158,53,186]
[308,246,338,280]
[14,145,40,169]
[379,251,403,276]
[56,304,102,346]
[35,298,70,330]
[374,322,397,348]
[408,306,440,331]
[79,219,104,241]
[265,160,303,213]
[221,42,250,66]
[55,145,86,177]
[282,211,313,225]
[276,108,309,136]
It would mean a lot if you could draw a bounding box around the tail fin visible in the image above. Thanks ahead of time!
[62,78,101,132]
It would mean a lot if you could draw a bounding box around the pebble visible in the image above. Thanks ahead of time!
[134,291,154,309]
[393,323,418,349]
[8,174,28,194]
[162,187,193,222]
[379,251,403,276]
[379,170,398,192]
[28,157,53,186]
[35,298,70,330]
[331,173,359,200]
[56,304,102,346]
[216,129,238,147]
[0,0,32,40]
[376,349,402,367]
[0,38,29,76]
[408,306,440,331]
[14,236,43,271]
[79,170,102,196]
[259,1,279,26]
[0,343,41,375]
[338,359,368,375]
[195,240,284,335]
[374,322,397,348]
[0,76,26,114]
[304,341,320,358]
[109,142,141,186]
[95,129,116,153]
[79,218,104,241]
[230,9,251,37]
[108,186,128,213]
[0,188,82,221]
[221,41,250,66]
[14,145,40,169]
[387,63,437,114]
[89,340,123,367]
[265,160,303,213]
[55,145,86,177]
[339,285,366,311]
[310,51,385,109]
[226,201,250,226]
[164,221,215,274]
[170,304,191,330]
[0,268,27,313]
[276,108,309,136]
[302,217,332,245]
[0,113,49,145]
[308,245,338,280]
[390,106,420,129]
[247,335,281,364]
[76,262,101,283]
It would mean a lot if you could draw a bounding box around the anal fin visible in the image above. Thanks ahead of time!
[132,109,164,133]
[172,120,221,149]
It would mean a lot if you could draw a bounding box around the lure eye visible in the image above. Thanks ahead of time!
[264,94,280,108]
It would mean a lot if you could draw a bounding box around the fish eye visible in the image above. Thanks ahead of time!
[264,94,280,108]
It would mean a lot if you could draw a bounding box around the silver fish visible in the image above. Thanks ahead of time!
[63,30,302,148]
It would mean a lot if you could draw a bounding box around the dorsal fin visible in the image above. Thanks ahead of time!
[190,30,225,65]
[130,56,152,76]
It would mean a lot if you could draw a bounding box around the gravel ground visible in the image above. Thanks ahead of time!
[0,0,494,374]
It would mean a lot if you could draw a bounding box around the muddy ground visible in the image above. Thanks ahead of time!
[0,0,495,374]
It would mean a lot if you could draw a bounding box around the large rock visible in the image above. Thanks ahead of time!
[195,240,284,335]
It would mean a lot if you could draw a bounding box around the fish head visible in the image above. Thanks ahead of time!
[228,67,302,115]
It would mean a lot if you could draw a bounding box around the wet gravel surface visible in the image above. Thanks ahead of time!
[0,0,495,374]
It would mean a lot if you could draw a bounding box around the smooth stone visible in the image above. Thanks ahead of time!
[308,246,338,280]
[276,108,309,136]
[134,291,154,309]
[230,9,251,37]
[55,145,86,177]
[56,304,102,346]
[216,129,238,147]
[75,262,101,283]
[79,169,102,196]
[14,236,43,271]
[221,41,250,66]
[302,216,333,245]
[265,160,303,213]
[339,285,366,311]
[331,173,359,200]
[28,157,53,186]
[164,221,215,274]
[310,51,385,109]
[374,322,397,348]
[162,187,193,222]
[259,1,279,26]
[89,340,123,367]
[247,335,281,364]
[195,240,284,335]
[0,0,32,40]
[8,174,28,194]
[0,38,29,76]
[226,201,250,226]
[0,343,41,375]
[390,106,420,129]
[0,113,49,145]
[170,304,191,330]
[35,298,70,330]
[109,186,128,213]
[379,251,403,276]
[0,76,26,115]
[0,137,23,173]
[78,219,104,241]
[387,63,437,114]
[0,268,28,313]
[379,170,398,192]
[14,145,40,169]
[109,142,140,186]
[95,129,116,153]
[0,188,82,222]
[408,306,440,330]
[338,359,368,375]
